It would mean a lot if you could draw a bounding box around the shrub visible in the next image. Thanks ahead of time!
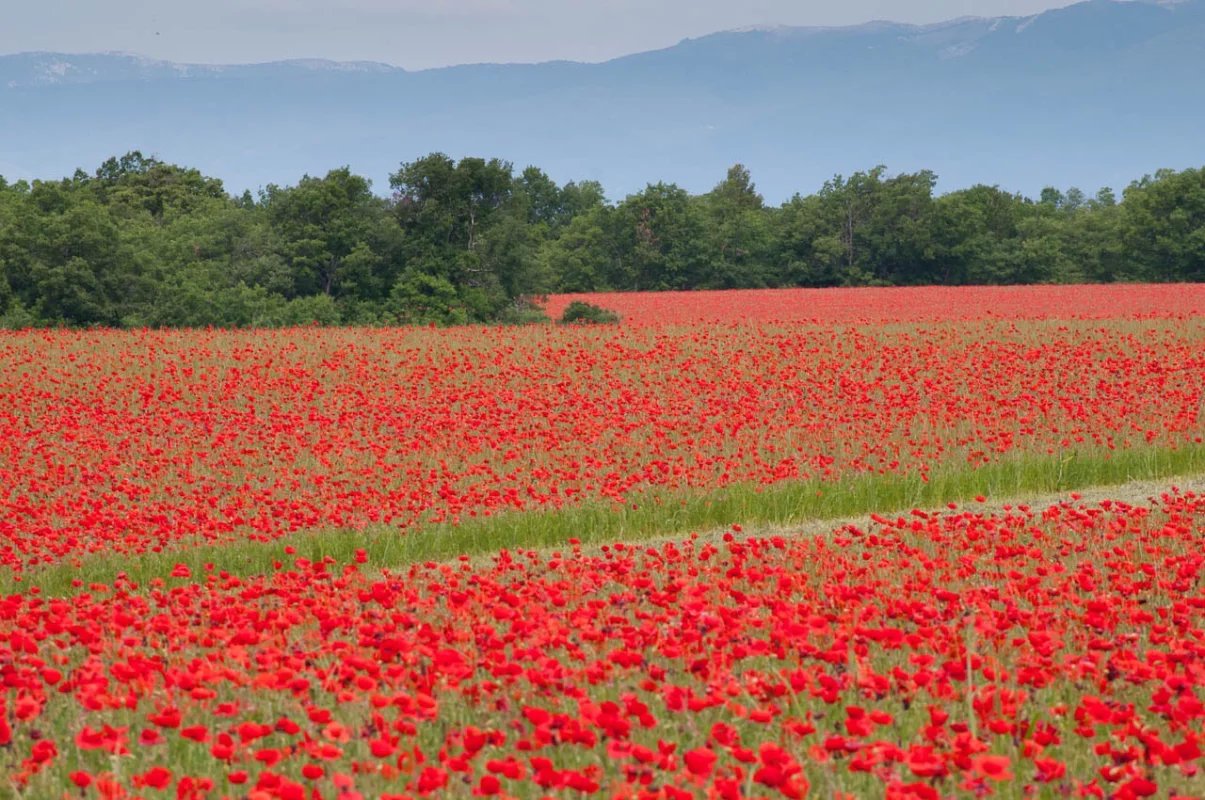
[559,301,620,325]
[496,297,551,326]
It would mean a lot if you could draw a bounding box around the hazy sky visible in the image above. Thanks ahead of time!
[5,0,1082,69]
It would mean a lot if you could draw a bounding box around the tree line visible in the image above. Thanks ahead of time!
[0,153,1202,328]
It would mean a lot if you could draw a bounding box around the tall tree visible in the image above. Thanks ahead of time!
[92,151,227,224]
[931,185,1029,284]
[539,206,615,292]
[391,154,551,317]
[1120,167,1205,282]
[698,165,772,287]
[263,167,393,299]
[611,183,709,290]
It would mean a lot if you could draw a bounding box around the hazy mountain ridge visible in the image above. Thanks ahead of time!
[0,51,404,88]
[1,0,1203,200]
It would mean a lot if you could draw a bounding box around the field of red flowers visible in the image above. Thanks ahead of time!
[1,288,1203,579]
[1,285,1204,799]
[3,490,1204,798]
[543,284,1205,325]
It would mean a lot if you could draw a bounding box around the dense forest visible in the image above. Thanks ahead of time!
[0,152,1202,328]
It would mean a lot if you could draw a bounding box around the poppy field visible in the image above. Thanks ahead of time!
[1,285,1204,799]
[542,284,1205,326]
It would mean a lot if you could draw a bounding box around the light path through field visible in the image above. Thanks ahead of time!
[10,456,1202,596]
[476,472,1205,566]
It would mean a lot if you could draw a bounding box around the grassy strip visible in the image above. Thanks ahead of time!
[8,443,1205,597]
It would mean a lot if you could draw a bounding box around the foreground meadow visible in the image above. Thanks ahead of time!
[3,489,1204,799]
[1,285,1204,798]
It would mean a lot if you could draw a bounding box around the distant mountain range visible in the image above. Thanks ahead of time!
[2,0,1203,201]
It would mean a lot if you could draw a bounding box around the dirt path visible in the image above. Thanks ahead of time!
[488,473,1205,565]
[752,472,1205,540]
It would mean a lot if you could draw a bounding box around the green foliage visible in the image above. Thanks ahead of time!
[0,299,37,330]
[262,167,395,299]
[698,164,773,288]
[495,296,551,325]
[536,207,614,292]
[0,153,1202,329]
[560,300,619,325]
[603,182,712,291]
[387,270,470,325]
[1121,167,1205,282]
[280,293,342,326]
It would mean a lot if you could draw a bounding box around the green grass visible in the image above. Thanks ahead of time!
[7,443,1205,598]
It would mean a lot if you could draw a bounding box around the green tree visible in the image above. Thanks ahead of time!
[391,154,514,256]
[1119,167,1205,282]
[930,185,1029,284]
[93,151,227,224]
[514,166,565,229]
[391,154,555,318]
[805,167,939,285]
[771,193,846,286]
[2,181,126,324]
[263,167,393,299]
[539,206,615,292]
[387,270,469,325]
[611,183,709,290]
[698,164,772,287]
[560,180,607,220]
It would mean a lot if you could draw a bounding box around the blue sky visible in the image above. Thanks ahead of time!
[4,1,1080,69]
